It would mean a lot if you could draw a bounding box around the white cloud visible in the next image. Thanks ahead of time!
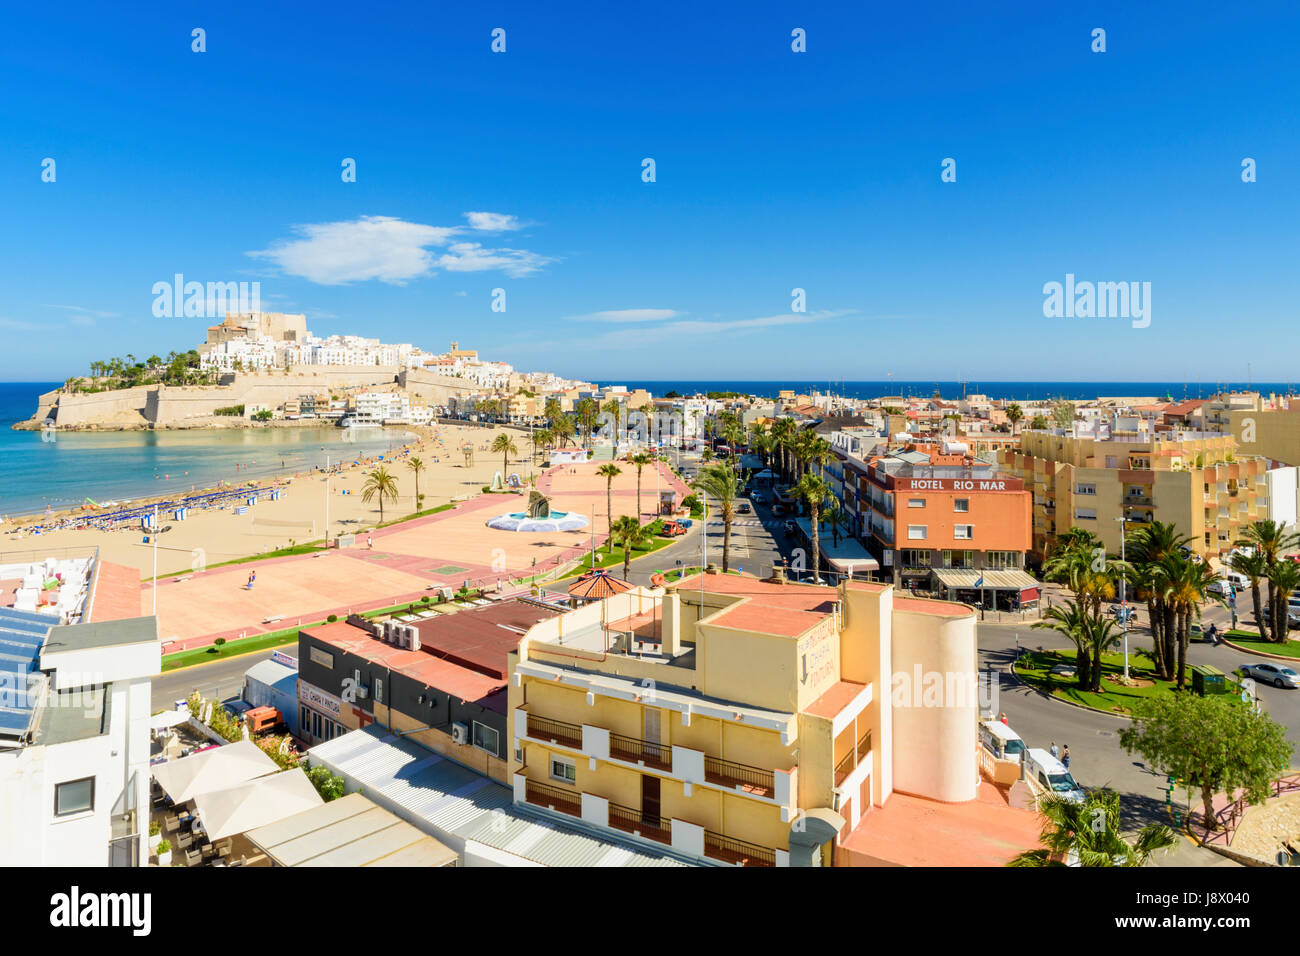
[568,309,682,323]
[464,211,523,232]
[454,290,468,297]
[592,310,852,347]
[436,242,555,278]
[249,214,551,285]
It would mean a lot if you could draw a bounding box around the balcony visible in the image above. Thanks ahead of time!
[1123,495,1154,507]
[525,778,582,817]
[609,729,673,772]
[608,801,673,845]
[704,755,776,797]
[834,730,872,786]
[522,778,777,866]
[521,710,793,802]
[526,713,582,751]
[704,830,776,867]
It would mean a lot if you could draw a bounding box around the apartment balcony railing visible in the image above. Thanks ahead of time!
[835,730,872,786]
[704,829,776,867]
[608,801,673,845]
[527,713,583,751]
[525,779,581,818]
[1124,495,1154,507]
[609,730,672,772]
[704,754,776,797]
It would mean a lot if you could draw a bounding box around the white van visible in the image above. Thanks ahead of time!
[1023,748,1085,803]
[979,720,1026,762]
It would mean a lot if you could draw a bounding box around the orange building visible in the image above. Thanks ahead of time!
[864,444,1035,608]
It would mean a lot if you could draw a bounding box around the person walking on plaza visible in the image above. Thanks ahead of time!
[1049,741,1060,760]
[247,571,255,590]
[1061,745,1070,770]
[1000,712,1008,726]
[367,533,373,550]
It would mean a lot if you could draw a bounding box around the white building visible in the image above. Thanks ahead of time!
[0,602,159,867]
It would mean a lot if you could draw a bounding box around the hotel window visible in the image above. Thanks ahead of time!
[901,549,930,568]
[954,525,973,540]
[954,498,969,512]
[309,647,334,668]
[473,721,500,757]
[1074,508,1097,520]
[550,756,577,784]
[907,525,927,540]
[54,777,95,817]
[1075,483,1096,495]
[985,551,1019,570]
[374,677,383,703]
[908,498,926,508]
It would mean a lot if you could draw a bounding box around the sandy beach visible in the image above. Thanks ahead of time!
[3,423,550,578]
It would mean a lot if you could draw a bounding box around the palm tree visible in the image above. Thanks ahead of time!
[1266,559,1300,644]
[1238,520,1300,642]
[1008,788,1176,867]
[796,472,830,584]
[554,416,576,448]
[1032,599,1097,689]
[596,463,622,546]
[770,418,796,480]
[576,398,598,448]
[611,515,653,580]
[1123,521,1193,680]
[490,433,518,479]
[694,461,741,573]
[544,398,562,427]
[823,498,843,548]
[1228,550,1269,640]
[630,452,652,520]
[361,467,399,524]
[406,456,425,509]
[531,427,552,463]
[601,399,623,446]
[1006,403,1023,435]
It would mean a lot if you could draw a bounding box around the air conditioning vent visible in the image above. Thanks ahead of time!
[451,722,469,745]
[356,685,370,700]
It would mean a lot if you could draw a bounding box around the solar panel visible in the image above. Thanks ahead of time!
[0,709,35,735]
[0,610,50,740]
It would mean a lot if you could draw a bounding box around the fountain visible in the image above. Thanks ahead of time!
[486,491,589,532]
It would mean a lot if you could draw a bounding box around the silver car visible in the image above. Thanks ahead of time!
[1239,662,1300,689]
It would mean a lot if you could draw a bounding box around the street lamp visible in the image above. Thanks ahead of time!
[1115,514,1132,681]
[148,506,175,617]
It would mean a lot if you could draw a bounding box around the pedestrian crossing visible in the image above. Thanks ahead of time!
[708,519,780,530]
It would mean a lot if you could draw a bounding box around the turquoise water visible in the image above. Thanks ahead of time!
[0,383,413,517]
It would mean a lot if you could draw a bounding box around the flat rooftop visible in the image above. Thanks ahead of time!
[44,615,158,653]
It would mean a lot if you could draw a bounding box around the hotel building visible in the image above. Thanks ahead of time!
[998,423,1274,560]
[508,572,982,867]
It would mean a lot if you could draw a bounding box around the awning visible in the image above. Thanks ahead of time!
[149,709,190,732]
[930,568,1041,591]
[151,739,279,804]
[244,791,458,867]
[192,768,323,841]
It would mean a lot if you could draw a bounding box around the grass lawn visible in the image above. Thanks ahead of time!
[1224,629,1300,659]
[1013,649,1245,714]
[160,596,468,671]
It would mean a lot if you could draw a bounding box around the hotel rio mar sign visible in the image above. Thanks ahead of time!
[897,478,1017,491]
[298,682,342,718]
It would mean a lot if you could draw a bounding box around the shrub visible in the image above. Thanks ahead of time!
[305,765,345,802]
[149,820,161,837]
[156,839,171,855]
[327,614,338,623]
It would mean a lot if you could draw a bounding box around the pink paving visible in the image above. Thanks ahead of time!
[837,782,1042,866]
[153,460,684,648]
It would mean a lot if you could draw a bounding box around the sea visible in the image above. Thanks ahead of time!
[0,382,413,518]
[1,378,1290,517]
[615,380,1297,402]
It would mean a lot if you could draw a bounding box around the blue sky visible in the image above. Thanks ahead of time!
[1,0,1297,383]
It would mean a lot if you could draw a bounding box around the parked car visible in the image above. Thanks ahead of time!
[1206,580,1232,598]
[1239,662,1300,689]
[751,492,766,504]
[1023,749,1085,803]
[659,519,687,537]
[737,502,752,515]
[1262,602,1300,628]
[782,519,797,535]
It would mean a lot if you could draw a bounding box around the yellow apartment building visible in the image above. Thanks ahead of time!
[999,427,1271,560]
[507,571,979,867]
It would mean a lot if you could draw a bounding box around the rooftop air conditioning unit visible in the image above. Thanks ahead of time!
[451,722,469,745]
[356,685,370,700]
[408,628,421,652]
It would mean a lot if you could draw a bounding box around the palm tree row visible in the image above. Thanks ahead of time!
[1231,520,1300,642]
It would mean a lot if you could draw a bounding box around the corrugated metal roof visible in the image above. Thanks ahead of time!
[930,568,1041,590]
[309,726,687,867]
[243,658,297,691]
